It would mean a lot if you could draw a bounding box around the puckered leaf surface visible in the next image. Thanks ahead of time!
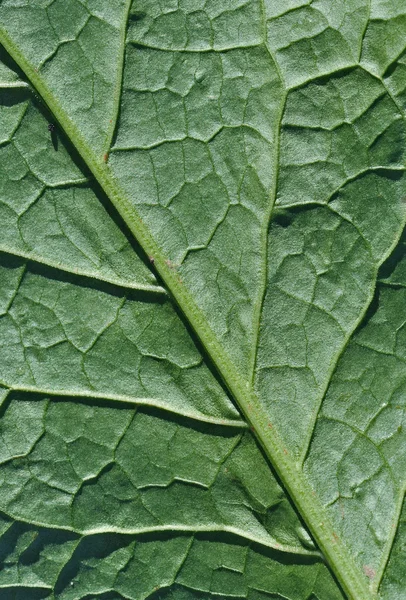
[0,1,405,598]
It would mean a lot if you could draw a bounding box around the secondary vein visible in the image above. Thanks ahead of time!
[102,0,133,156]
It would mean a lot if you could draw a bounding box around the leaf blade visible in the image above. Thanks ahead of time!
[1,1,406,597]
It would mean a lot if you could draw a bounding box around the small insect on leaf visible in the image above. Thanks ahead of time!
[48,123,58,151]
[103,153,109,163]
[149,256,155,265]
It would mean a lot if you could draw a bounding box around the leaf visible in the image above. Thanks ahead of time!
[0,1,405,598]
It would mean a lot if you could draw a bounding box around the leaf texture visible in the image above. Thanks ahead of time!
[0,1,405,598]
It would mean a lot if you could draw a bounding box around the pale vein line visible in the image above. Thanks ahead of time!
[2,261,26,315]
[0,245,166,295]
[358,0,371,62]
[103,0,133,156]
[0,81,29,88]
[361,64,406,116]
[7,98,29,141]
[373,485,406,593]
[0,383,246,428]
[51,537,82,595]
[170,536,195,585]
[127,41,263,53]
[249,0,287,386]
[277,165,406,211]
[0,388,9,410]
[379,279,406,288]
[0,585,52,590]
[0,515,318,557]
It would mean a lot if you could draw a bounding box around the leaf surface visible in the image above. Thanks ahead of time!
[0,1,406,598]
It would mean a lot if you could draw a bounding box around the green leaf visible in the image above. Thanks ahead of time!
[0,1,405,598]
